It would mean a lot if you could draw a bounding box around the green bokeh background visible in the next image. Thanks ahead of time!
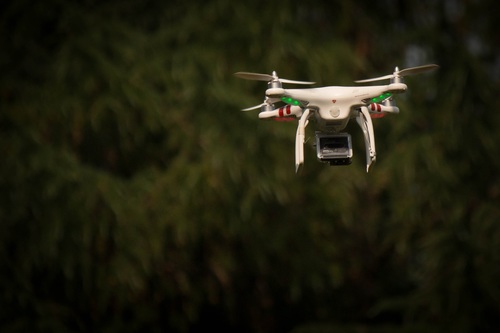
[1,1,499,332]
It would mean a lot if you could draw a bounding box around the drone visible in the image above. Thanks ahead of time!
[234,64,438,173]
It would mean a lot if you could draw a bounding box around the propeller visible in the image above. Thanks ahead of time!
[355,64,439,83]
[234,71,315,85]
[241,98,277,112]
[241,103,266,111]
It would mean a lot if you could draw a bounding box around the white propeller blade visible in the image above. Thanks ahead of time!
[234,72,273,81]
[398,64,439,76]
[355,64,439,83]
[280,78,316,85]
[355,74,394,83]
[241,103,265,111]
[234,72,315,85]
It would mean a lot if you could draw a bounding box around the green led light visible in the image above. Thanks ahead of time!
[370,92,392,103]
[281,96,301,106]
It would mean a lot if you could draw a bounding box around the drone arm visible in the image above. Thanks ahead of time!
[295,108,311,173]
[259,105,303,119]
[356,106,376,172]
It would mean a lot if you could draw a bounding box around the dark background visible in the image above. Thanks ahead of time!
[1,0,500,332]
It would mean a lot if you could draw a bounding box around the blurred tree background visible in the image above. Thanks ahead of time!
[1,0,499,332]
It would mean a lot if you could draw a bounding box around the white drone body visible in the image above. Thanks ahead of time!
[235,65,438,173]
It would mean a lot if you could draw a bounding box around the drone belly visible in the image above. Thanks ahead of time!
[314,101,352,132]
[288,87,355,131]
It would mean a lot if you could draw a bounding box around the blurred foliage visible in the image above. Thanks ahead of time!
[1,0,499,332]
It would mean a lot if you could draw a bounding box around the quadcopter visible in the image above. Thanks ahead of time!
[234,64,438,172]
